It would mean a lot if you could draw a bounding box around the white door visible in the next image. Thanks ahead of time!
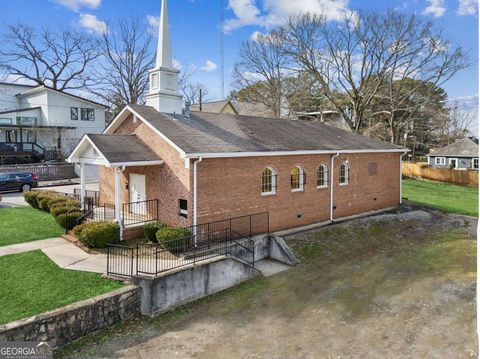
[129,174,146,214]
[449,158,458,169]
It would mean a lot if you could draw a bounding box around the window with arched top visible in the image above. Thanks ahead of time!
[261,167,277,195]
[317,164,328,188]
[340,162,349,185]
[290,166,305,192]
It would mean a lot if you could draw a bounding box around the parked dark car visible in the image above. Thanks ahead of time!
[0,172,39,192]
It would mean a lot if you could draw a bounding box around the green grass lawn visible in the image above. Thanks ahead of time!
[0,207,64,246]
[403,178,478,216]
[0,251,124,325]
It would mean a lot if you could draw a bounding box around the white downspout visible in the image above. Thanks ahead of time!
[400,153,405,205]
[330,153,340,222]
[193,157,203,243]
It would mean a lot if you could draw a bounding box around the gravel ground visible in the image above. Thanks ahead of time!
[56,207,477,359]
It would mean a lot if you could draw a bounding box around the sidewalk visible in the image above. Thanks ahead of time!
[0,237,106,273]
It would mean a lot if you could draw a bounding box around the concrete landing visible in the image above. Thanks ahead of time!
[255,259,292,277]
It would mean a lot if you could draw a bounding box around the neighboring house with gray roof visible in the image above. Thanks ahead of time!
[427,137,478,170]
[67,0,407,237]
[191,100,275,118]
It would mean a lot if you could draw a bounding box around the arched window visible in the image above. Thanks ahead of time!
[317,164,328,188]
[290,166,305,192]
[261,167,276,195]
[340,162,349,185]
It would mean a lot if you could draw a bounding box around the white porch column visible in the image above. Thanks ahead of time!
[114,167,122,224]
[79,163,86,204]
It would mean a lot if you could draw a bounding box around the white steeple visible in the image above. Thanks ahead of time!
[145,0,183,114]
[155,0,173,68]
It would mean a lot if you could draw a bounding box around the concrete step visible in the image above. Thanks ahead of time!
[254,259,291,277]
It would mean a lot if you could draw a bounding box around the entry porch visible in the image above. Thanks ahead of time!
[67,134,164,236]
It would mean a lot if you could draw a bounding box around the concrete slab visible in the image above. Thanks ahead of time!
[255,259,291,277]
[65,254,107,274]
[0,237,68,257]
[42,243,90,268]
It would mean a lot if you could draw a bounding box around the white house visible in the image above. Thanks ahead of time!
[0,82,107,162]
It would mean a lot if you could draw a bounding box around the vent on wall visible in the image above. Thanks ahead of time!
[297,213,303,219]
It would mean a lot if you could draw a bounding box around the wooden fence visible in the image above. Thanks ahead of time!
[0,163,77,181]
[402,162,478,187]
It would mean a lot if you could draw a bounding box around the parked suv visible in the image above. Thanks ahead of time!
[0,172,39,192]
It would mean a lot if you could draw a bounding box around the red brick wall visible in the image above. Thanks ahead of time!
[99,114,192,227]
[196,152,401,232]
[99,112,401,232]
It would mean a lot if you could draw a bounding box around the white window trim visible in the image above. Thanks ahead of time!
[291,166,305,192]
[472,158,479,170]
[435,157,446,165]
[340,163,349,186]
[448,158,458,168]
[317,164,328,189]
[261,167,277,196]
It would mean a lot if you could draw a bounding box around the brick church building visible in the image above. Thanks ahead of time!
[68,0,406,235]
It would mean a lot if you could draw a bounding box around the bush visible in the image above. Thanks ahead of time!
[35,191,59,212]
[72,223,87,239]
[156,227,192,253]
[56,212,83,230]
[23,191,40,208]
[50,205,77,218]
[76,221,120,248]
[144,222,166,242]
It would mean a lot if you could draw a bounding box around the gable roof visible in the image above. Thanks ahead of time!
[428,137,479,158]
[190,100,275,118]
[16,85,108,109]
[87,134,161,164]
[190,100,235,114]
[115,104,405,158]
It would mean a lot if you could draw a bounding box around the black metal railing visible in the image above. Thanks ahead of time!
[73,189,100,206]
[122,199,158,226]
[107,245,134,277]
[106,212,269,277]
[76,204,115,224]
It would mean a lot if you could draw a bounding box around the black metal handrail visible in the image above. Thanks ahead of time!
[122,199,158,226]
[106,212,268,277]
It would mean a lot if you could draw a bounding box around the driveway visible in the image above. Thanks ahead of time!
[57,207,477,359]
[0,182,99,208]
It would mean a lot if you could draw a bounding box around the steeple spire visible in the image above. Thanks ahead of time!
[156,0,173,69]
[145,0,183,114]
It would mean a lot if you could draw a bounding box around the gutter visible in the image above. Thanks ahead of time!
[193,157,203,242]
[400,152,407,204]
[330,153,340,222]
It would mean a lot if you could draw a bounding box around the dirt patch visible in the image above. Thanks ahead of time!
[56,209,477,359]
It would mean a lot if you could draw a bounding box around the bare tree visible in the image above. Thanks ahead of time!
[178,70,209,104]
[0,24,99,90]
[89,18,155,109]
[435,103,474,145]
[233,31,290,118]
[281,11,468,134]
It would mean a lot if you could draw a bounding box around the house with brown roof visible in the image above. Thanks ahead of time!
[67,0,407,238]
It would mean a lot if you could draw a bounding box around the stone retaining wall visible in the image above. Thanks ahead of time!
[0,285,140,349]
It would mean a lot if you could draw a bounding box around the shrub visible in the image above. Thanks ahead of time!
[50,205,77,218]
[144,222,166,242]
[72,223,87,239]
[23,191,40,208]
[56,212,83,230]
[156,227,192,253]
[76,221,120,248]
[36,191,58,212]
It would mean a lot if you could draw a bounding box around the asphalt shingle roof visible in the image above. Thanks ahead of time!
[429,137,479,158]
[128,104,404,154]
[88,134,161,163]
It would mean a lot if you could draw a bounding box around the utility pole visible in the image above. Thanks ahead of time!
[220,0,225,99]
